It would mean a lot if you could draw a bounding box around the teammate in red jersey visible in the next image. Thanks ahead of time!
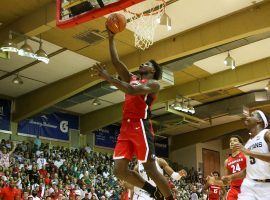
[224,136,246,200]
[204,171,225,200]
[92,27,174,200]
[120,180,133,200]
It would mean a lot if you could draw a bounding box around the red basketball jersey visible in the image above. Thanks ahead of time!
[123,76,157,119]
[208,184,221,200]
[226,152,246,187]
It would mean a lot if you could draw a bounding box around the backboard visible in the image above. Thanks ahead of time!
[56,0,143,28]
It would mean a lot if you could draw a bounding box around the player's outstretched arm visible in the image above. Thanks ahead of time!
[244,150,270,163]
[203,178,210,193]
[107,26,132,83]
[94,63,160,95]
[222,169,246,184]
[235,132,270,163]
[157,158,187,180]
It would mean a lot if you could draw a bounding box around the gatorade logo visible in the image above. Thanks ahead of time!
[60,121,69,133]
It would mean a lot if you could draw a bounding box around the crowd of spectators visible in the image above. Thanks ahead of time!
[167,163,204,200]
[0,139,124,200]
[0,138,205,200]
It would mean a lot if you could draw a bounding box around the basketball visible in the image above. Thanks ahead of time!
[106,13,127,33]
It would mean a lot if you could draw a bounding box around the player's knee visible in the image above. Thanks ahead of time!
[113,165,128,179]
[144,166,158,178]
[113,166,121,178]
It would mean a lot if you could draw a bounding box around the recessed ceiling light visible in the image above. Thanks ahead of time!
[0,22,2,26]
[109,85,118,90]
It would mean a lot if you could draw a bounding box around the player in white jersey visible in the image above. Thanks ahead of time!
[222,110,270,200]
[132,157,187,200]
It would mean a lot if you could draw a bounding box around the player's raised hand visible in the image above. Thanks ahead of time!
[91,63,110,80]
[105,23,115,39]
[179,169,187,178]
[234,143,250,155]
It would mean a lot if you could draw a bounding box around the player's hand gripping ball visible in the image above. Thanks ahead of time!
[106,13,127,33]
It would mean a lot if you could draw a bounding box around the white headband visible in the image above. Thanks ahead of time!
[256,110,268,128]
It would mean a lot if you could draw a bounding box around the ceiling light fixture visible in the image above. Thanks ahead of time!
[18,40,35,58]
[265,81,270,91]
[12,74,23,85]
[172,96,196,114]
[1,31,50,63]
[167,16,172,31]
[173,100,182,111]
[92,98,101,106]
[187,100,195,114]
[181,100,189,112]
[0,32,18,52]
[224,51,236,70]
[35,42,49,64]
[158,13,172,31]
[109,85,118,90]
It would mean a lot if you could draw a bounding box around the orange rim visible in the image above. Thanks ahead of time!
[124,0,166,17]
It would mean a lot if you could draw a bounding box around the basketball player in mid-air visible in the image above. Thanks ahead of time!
[132,157,187,199]
[224,136,246,200]
[222,110,270,200]
[93,26,174,199]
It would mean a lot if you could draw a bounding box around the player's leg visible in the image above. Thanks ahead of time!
[113,137,145,187]
[114,159,159,198]
[113,127,158,197]
[114,121,139,183]
[114,158,145,187]
[143,160,173,199]
[135,119,173,199]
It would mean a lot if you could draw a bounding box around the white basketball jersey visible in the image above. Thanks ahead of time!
[245,129,270,180]
[133,160,163,199]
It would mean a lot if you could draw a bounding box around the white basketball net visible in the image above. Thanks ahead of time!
[123,0,166,50]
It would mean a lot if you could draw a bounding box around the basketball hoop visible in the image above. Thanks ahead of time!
[123,0,166,50]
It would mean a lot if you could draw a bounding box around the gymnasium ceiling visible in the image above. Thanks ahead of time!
[1,0,270,146]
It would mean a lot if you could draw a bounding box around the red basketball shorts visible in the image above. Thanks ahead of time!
[226,186,241,200]
[113,118,155,163]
